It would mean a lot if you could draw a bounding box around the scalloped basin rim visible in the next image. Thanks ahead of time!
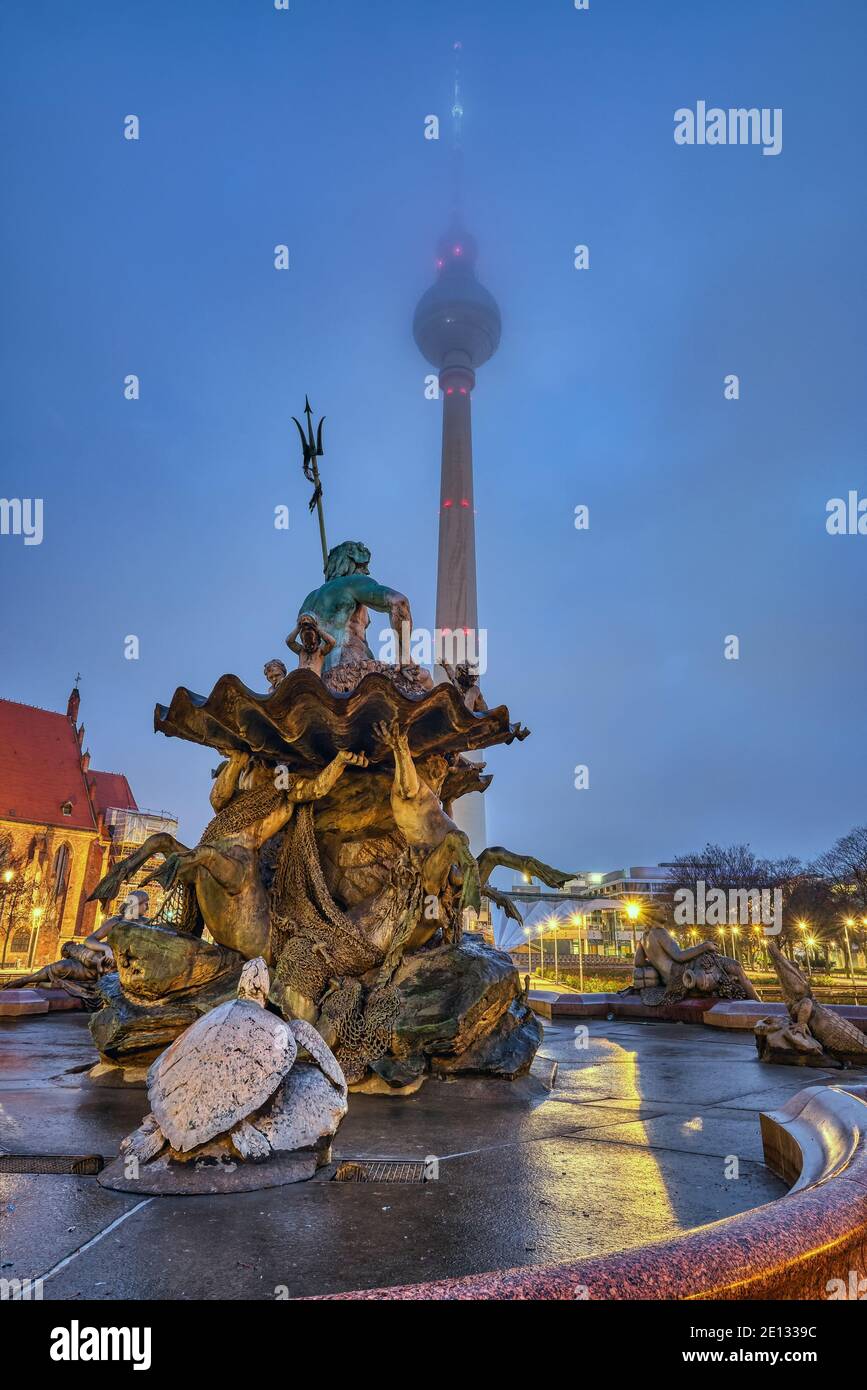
[153,668,526,766]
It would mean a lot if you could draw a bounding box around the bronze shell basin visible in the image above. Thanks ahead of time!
[154,668,528,769]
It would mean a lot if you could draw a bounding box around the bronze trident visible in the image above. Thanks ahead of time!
[292,396,328,573]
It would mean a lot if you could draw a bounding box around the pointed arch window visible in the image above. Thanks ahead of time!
[52,842,73,927]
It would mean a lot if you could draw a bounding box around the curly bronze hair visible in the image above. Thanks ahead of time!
[324,540,371,580]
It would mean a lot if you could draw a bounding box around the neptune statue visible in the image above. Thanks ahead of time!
[295,540,414,683]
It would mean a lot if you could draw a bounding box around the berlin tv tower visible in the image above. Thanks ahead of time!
[413,42,502,850]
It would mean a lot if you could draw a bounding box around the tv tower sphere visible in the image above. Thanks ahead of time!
[413,234,501,376]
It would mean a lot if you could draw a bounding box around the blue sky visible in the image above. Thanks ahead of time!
[1,0,865,873]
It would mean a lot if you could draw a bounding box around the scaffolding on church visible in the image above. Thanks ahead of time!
[102,806,179,919]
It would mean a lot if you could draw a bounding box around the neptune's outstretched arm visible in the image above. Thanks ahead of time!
[298,574,413,665]
[342,575,411,623]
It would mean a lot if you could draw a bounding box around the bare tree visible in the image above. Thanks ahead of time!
[812,824,867,961]
[664,843,799,903]
[778,873,839,957]
[813,825,867,916]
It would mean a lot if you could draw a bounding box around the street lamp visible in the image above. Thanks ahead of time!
[523,925,533,978]
[797,920,812,976]
[842,917,860,1005]
[549,916,560,984]
[571,913,585,993]
[624,900,641,964]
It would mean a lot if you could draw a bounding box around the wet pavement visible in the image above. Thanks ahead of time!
[2,1011,864,1299]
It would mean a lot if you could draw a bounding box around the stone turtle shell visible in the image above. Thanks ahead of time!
[148,999,297,1152]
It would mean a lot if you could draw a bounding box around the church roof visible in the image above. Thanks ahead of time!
[88,770,137,817]
[0,698,136,832]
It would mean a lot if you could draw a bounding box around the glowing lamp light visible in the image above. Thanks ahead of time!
[445,386,454,395]
[32,906,43,919]
[443,498,453,508]
[460,498,470,507]
[2,868,13,883]
[625,902,641,922]
[453,245,463,256]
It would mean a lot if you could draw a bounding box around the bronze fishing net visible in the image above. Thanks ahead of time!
[271,804,382,980]
[318,979,402,1084]
[271,804,416,1081]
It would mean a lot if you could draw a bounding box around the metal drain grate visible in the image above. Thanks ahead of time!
[334,1159,428,1184]
[0,1154,104,1176]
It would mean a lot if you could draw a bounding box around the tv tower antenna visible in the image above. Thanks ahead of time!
[451,40,464,219]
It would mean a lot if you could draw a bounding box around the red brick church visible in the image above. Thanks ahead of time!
[0,685,175,971]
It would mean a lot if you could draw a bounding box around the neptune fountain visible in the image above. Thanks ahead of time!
[88,537,573,1096]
